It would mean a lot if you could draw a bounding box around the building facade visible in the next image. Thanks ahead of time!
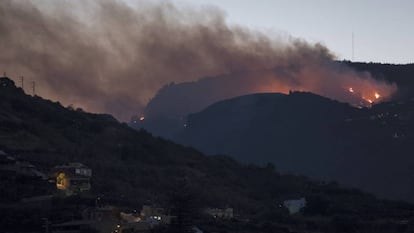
[52,163,92,196]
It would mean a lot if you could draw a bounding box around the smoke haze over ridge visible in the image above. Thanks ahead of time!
[0,0,396,121]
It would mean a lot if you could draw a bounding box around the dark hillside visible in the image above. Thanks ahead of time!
[0,78,361,210]
[176,92,414,201]
[139,62,414,139]
[3,77,414,232]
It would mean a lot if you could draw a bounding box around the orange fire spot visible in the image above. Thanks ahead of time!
[349,87,354,93]
[374,92,380,99]
[140,116,145,121]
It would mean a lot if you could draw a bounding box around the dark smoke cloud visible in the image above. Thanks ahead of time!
[0,0,396,121]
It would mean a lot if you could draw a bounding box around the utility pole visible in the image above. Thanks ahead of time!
[3,72,6,77]
[32,81,36,96]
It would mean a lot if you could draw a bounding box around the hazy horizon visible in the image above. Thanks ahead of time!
[147,0,413,64]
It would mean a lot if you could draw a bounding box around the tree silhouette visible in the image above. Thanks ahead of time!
[167,179,198,233]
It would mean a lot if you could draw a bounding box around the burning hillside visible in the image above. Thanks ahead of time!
[143,62,396,125]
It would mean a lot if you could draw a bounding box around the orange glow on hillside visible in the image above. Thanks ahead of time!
[226,68,396,109]
[358,92,381,105]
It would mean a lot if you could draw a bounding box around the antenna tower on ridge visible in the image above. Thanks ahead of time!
[20,76,24,90]
[352,32,355,61]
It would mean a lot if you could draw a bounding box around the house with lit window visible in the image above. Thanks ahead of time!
[52,163,92,196]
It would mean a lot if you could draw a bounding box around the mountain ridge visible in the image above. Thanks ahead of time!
[138,61,412,138]
[174,90,414,202]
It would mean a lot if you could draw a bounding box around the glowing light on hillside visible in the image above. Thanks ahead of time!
[346,85,384,106]
[56,172,68,190]
[363,92,380,105]
[140,116,145,121]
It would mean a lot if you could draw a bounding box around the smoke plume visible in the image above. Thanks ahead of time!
[0,0,396,121]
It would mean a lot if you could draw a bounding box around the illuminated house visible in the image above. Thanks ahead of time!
[52,163,92,196]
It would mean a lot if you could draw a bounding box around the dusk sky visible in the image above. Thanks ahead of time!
[0,0,409,119]
[159,0,414,64]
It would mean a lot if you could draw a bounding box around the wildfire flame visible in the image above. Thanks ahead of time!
[140,116,145,121]
[364,91,381,104]
[257,66,397,111]
[347,86,385,106]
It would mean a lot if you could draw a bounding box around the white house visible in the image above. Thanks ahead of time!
[283,198,306,214]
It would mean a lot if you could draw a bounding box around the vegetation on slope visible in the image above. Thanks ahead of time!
[2,77,414,232]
